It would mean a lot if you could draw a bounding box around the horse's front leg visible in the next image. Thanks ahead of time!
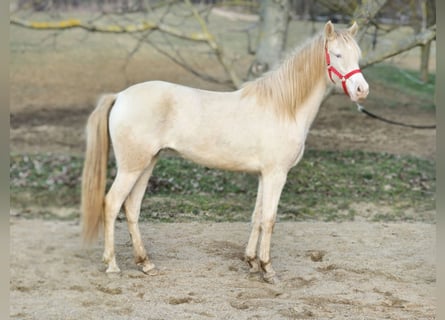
[245,176,263,274]
[258,170,287,284]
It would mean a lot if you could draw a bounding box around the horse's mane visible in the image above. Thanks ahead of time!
[241,30,358,120]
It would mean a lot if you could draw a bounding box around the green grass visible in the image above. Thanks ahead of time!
[365,63,435,107]
[10,150,435,222]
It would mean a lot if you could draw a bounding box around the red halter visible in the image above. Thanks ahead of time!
[325,43,362,97]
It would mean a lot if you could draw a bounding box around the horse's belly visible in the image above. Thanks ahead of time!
[171,135,263,173]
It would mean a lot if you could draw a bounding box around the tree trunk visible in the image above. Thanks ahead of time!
[249,0,290,79]
[419,41,431,83]
[418,0,434,83]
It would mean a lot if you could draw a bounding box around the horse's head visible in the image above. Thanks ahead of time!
[324,21,369,102]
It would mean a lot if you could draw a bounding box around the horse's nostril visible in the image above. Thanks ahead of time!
[357,86,362,93]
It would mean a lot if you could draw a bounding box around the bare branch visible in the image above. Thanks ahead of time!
[147,37,233,86]
[10,3,243,88]
[10,16,211,42]
[361,25,436,68]
[184,0,242,88]
[352,0,389,41]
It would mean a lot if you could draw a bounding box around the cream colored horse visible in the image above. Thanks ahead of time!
[81,21,369,283]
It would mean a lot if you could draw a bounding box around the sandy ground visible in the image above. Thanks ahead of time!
[10,218,435,319]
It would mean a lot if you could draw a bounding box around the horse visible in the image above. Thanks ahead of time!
[81,21,369,284]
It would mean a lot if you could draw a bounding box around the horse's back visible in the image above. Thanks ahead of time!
[113,80,239,117]
[109,80,241,152]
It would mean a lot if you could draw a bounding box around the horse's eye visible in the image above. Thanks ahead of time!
[335,54,342,58]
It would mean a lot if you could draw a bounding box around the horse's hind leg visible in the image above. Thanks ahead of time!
[123,158,158,274]
[103,170,142,273]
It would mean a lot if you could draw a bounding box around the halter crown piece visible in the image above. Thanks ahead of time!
[324,43,362,97]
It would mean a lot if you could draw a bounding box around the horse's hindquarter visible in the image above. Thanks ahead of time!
[110,81,304,173]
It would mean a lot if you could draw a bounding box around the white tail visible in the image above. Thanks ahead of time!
[81,94,116,242]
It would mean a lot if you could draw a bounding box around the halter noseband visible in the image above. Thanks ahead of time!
[325,43,362,97]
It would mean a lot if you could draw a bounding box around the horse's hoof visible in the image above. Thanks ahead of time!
[248,264,260,274]
[246,257,260,273]
[247,270,262,282]
[142,264,158,276]
[105,265,121,273]
[263,272,280,285]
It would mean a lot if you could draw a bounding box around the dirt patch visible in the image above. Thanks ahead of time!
[10,107,90,154]
[10,218,435,319]
[10,107,89,129]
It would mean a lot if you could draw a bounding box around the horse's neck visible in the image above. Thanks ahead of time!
[274,36,327,120]
[297,78,327,132]
[241,35,327,121]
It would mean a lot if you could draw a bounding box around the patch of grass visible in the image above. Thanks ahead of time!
[365,63,435,107]
[281,150,435,221]
[10,150,435,222]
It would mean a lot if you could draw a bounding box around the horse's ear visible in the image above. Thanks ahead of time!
[324,20,335,40]
[348,21,359,37]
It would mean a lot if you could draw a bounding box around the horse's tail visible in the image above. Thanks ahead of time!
[81,94,116,243]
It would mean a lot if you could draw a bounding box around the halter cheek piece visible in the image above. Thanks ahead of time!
[325,43,362,97]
